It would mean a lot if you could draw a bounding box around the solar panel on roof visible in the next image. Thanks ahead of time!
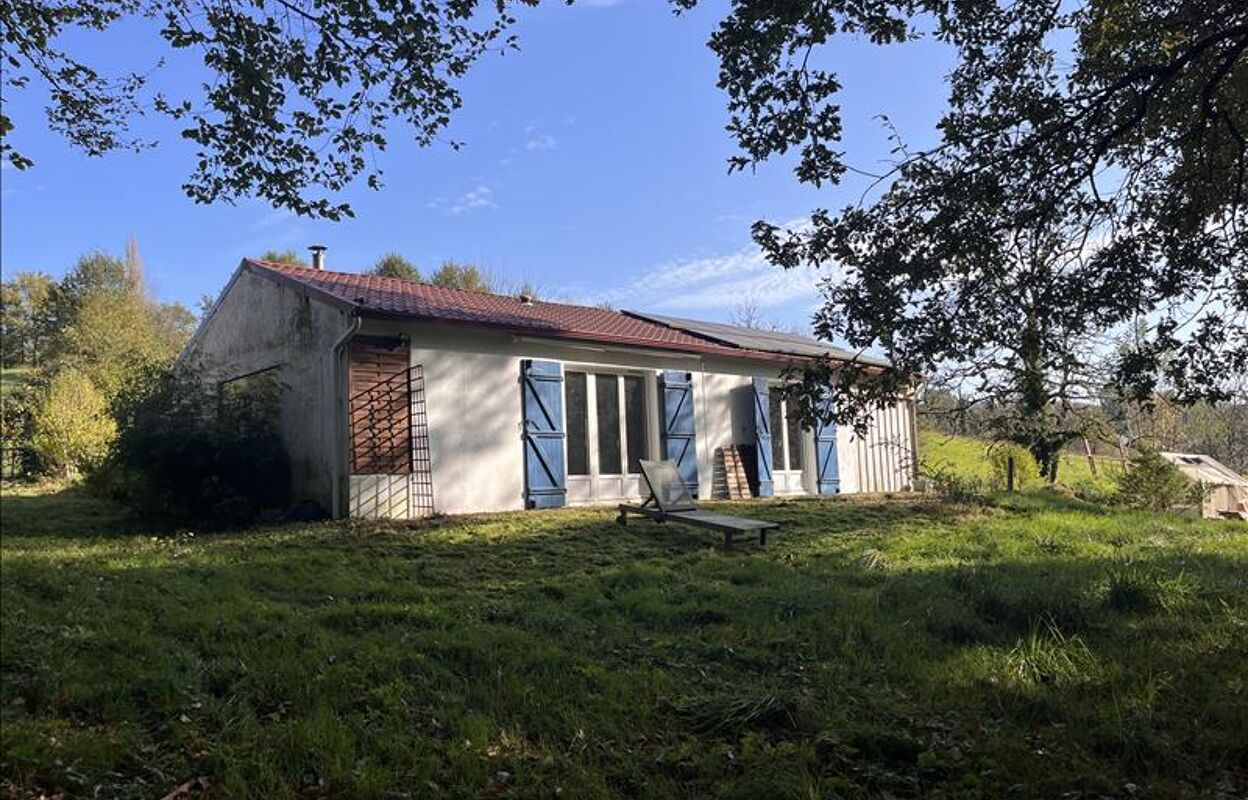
[625,311,892,366]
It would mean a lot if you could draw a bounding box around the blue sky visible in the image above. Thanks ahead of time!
[0,1,952,331]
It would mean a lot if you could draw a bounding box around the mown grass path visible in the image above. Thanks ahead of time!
[2,485,1245,799]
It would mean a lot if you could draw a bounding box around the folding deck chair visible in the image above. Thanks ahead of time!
[617,459,780,547]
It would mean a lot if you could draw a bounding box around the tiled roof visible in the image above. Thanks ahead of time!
[246,260,780,360]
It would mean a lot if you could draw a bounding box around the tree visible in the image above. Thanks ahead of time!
[257,249,307,266]
[153,302,198,346]
[730,297,805,335]
[40,252,193,397]
[730,298,767,331]
[0,271,55,366]
[2,0,529,219]
[1116,448,1200,512]
[368,253,422,282]
[30,368,116,477]
[789,202,1120,478]
[426,261,542,297]
[2,247,195,479]
[683,0,1246,429]
[430,261,492,292]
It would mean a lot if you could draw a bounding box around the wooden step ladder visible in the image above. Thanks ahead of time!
[717,445,753,500]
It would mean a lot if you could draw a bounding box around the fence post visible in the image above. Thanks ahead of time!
[1083,437,1098,477]
[1007,455,1015,493]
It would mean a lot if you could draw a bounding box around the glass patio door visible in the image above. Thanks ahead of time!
[769,391,813,495]
[564,370,650,504]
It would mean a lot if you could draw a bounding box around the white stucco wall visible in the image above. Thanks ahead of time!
[188,270,918,518]
[357,324,919,515]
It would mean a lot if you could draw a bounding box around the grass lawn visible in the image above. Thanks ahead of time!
[2,485,1246,799]
[0,367,32,398]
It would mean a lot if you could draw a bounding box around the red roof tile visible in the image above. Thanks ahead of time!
[246,260,784,361]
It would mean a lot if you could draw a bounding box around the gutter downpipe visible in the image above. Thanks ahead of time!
[330,312,362,519]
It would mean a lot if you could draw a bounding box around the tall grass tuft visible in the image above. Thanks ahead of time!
[1002,617,1098,688]
[1104,563,1159,613]
[675,691,800,736]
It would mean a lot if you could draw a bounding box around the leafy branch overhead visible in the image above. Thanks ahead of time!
[680,0,1247,428]
[0,0,536,219]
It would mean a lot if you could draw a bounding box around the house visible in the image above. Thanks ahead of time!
[181,256,919,519]
[1159,452,1248,519]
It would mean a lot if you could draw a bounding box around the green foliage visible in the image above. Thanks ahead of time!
[1116,449,1200,512]
[695,0,1246,428]
[58,289,186,398]
[53,251,140,308]
[2,249,195,480]
[44,252,192,391]
[3,0,518,219]
[0,271,55,366]
[103,365,291,525]
[256,249,307,266]
[367,253,422,281]
[1,371,42,479]
[1,490,1244,797]
[918,459,984,502]
[30,369,116,477]
[987,443,1041,491]
[430,260,491,292]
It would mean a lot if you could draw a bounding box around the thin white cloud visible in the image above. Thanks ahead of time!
[248,207,298,233]
[524,134,558,152]
[449,184,496,215]
[578,226,835,317]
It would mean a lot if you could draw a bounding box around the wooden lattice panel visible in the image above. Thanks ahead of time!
[348,337,412,475]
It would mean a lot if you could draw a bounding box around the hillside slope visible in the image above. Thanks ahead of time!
[919,428,1121,492]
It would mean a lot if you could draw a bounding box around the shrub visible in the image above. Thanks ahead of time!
[919,459,984,501]
[30,369,116,477]
[988,443,1041,491]
[101,365,291,525]
[1114,448,1200,512]
[0,381,43,479]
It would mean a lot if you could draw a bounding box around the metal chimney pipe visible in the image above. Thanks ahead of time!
[309,244,327,270]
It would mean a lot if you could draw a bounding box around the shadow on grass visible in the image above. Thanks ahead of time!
[0,483,150,540]
[2,490,1245,798]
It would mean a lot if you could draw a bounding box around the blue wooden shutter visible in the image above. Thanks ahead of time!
[814,390,840,495]
[521,360,566,508]
[752,376,774,497]
[659,371,699,497]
